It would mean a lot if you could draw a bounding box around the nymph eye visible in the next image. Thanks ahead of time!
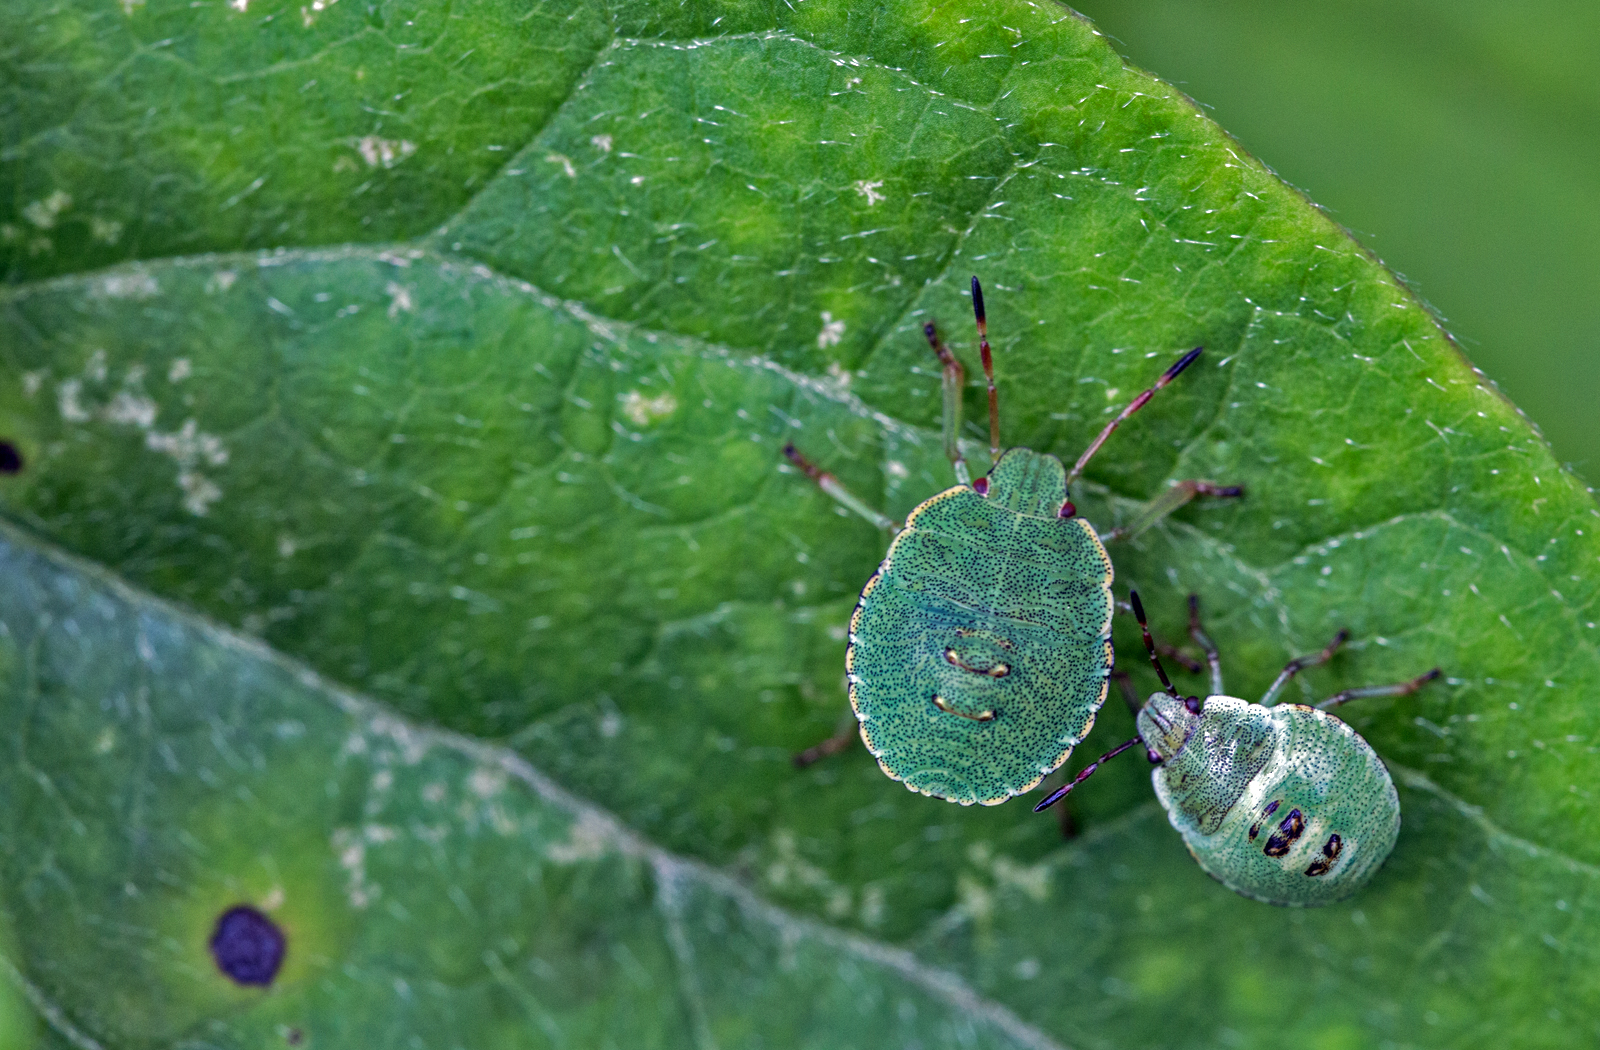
[972,476,989,496]
[1058,500,1076,518]
[1185,696,1202,714]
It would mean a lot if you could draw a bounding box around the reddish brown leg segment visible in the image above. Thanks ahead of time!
[1099,480,1246,544]
[1130,590,1179,698]
[1033,736,1142,812]
[924,322,972,485]
[1111,669,1141,717]
[1188,594,1225,697]
[1317,668,1443,711]
[1260,629,1351,707]
[1066,346,1203,488]
[793,725,859,768]
[782,443,900,533]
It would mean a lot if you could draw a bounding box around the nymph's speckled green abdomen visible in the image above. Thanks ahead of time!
[847,449,1114,805]
[1141,695,1400,905]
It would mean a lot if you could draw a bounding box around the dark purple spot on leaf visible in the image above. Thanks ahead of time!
[210,905,286,987]
[1263,807,1306,858]
[0,442,21,474]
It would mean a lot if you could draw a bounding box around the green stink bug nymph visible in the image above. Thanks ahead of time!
[1036,592,1441,905]
[784,277,1242,806]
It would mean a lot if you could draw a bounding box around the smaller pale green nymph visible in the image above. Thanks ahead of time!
[1036,592,1441,906]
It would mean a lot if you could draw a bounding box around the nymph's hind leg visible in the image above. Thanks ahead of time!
[1057,800,1080,840]
[781,443,900,533]
[1098,479,1245,544]
[1187,594,1225,697]
[793,720,859,768]
[1111,669,1141,717]
[923,321,973,487]
[780,443,893,768]
[1259,630,1351,707]
[1317,668,1442,711]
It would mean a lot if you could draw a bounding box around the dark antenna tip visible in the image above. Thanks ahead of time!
[1163,346,1204,382]
[970,275,986,323]
[1033,736,1142,812]
[1130,590,1147,623]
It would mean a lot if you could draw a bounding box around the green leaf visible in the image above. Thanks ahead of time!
[0,526,1054,1049]
[3,0,1598,1046]
[1072,0,1600,475]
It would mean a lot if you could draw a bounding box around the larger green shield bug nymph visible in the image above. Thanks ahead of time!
[1037,592,1441,905]
[783,277,1242,806]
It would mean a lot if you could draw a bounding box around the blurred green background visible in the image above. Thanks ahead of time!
[1073,0,1600,480]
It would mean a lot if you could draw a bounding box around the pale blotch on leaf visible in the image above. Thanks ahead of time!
[766,829,854,920]
[620,389,678,427]
[105,389,158,429]
[468,766,506,799]
[331,828,374,909]
[545,152,577,179]
[385,281,414,318]
[301,0,340,28]
[22,191,72,230]
[854,180,886,206]
[546,811,613,864]
[817,311,846,349]
[168,358,192,382]
[50,352,227,515]
[56,379,90,423]
[353,135,416,170]
[956,873,994,926]
[90,216,123,245]
[859,884,886,928]
[146,419,229,515]
[95,272,159,300]
[964,841,1051,904]
[591,134,613,153]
